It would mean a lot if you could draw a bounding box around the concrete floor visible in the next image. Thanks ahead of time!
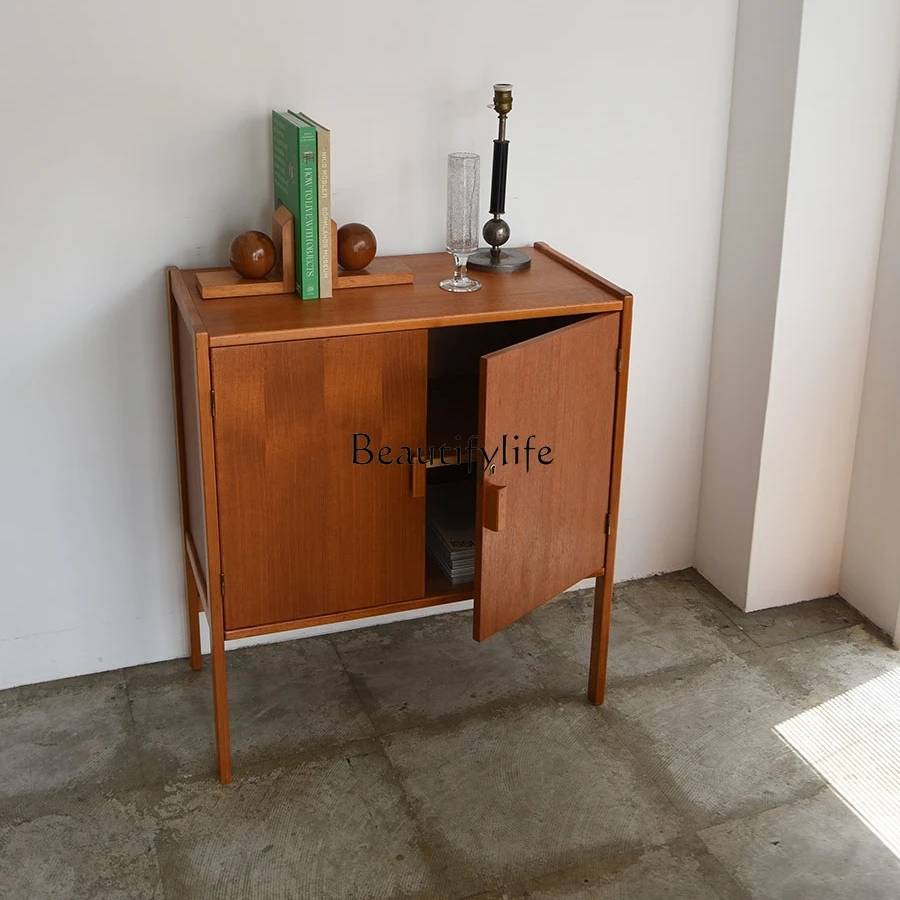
[2,569,900,899]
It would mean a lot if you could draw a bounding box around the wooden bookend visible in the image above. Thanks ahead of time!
[196,206,295,300]
[332,220,414,290]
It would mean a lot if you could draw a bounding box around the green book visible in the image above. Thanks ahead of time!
[272,110,319,299]
[284,111,319,300]
[272,110,300,292]
[290,110,332,299]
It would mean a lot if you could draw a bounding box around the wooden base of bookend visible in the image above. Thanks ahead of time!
[335,257,415,288]
[196,206,295,299]
[330,220,414,290]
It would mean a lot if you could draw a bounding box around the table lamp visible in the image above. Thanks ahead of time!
[467,83,532,273]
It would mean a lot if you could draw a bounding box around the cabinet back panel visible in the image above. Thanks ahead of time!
[212,331,427,630]
[426,316,589,380]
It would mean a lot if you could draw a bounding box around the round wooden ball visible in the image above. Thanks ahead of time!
[229,230,276,279]
[337,223,377,271]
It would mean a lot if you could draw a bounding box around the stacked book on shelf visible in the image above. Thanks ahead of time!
[426,480,476,585]
[271,109,332,299]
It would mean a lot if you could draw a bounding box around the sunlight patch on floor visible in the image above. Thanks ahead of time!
[776,667,900,859]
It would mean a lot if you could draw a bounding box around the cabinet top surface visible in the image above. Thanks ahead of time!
[170,243,630,346]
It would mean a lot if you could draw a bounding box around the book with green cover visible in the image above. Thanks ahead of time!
[290,110,332,299]
[283,111,319,300]
[272,110,319,299]
[272,111,300,293]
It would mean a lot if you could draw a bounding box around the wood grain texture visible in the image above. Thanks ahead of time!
[589,294,633,704]
[185,533,209,618]
[195,269,286,299]
[190,316,231,783]
[170,265,230,779]
[184,542,202,671]
[211,330,428,631]
[532,242,631,301]
[411,459,426,498]
[169,266,204,330]
[167,270,202,670]
[336,221,377,271]
[170,270,209,583]
[196,206,295,299]
[210,627,231,783]
[167,248,633,781]
[176,248,623,347]
[176,313,208,584]
[335,257,414,289]
[226,556,472,639]
[482,484,507,533]
[274,204,295,292]
[474,313,620,641]
[227,599,459,640]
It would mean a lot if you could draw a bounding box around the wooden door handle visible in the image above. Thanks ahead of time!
[411,463,426,498]
[483,484,507,532]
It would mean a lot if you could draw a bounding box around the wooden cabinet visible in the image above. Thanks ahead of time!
[168,243,632,783]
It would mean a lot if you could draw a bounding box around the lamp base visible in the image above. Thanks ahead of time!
[467,247,532,273]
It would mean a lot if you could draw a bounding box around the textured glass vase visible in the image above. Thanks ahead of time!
[439,152,482,292]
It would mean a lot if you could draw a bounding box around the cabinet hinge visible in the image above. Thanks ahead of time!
[210,390,216,418]
[616,349,623,373]
[219,573,225,598]
[605,513,612,535]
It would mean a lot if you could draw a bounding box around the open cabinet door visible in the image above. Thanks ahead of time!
[474,313,620,640]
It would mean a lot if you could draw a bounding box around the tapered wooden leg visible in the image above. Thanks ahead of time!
[184,547,202,671]
[210,627,232,783]
[588,573,614,704]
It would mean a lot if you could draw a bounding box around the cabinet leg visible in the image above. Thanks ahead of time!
[588,573,613,704]
[211,631,233,783]
[184,546,202,671]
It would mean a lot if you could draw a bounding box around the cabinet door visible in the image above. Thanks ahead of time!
[212,330,427,632]
[474,313,620,640]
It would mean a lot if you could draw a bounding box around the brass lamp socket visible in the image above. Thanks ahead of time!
[492,83,514,118]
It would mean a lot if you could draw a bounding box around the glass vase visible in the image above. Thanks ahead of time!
[439,152,482,292]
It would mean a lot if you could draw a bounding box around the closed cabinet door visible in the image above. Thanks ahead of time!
[474,313,621,640]
[212,330,428,631]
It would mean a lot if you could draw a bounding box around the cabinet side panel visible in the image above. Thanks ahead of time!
[177,314,208,582]
[212,330,427,630]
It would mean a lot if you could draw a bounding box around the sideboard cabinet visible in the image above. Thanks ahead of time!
[168,243,632,782]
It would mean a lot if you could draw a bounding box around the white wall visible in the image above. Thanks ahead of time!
[0,0,739,689]
[748,0,900,609]
[697,0,900,611]
[695,0,804,604]
[841,85,900,642]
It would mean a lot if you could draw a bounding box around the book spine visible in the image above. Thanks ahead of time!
[297,127,319,299]
[288,111,332,298]
[315,128,332,298]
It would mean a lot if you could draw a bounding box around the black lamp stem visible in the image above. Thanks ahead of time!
[489,140,509,216]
